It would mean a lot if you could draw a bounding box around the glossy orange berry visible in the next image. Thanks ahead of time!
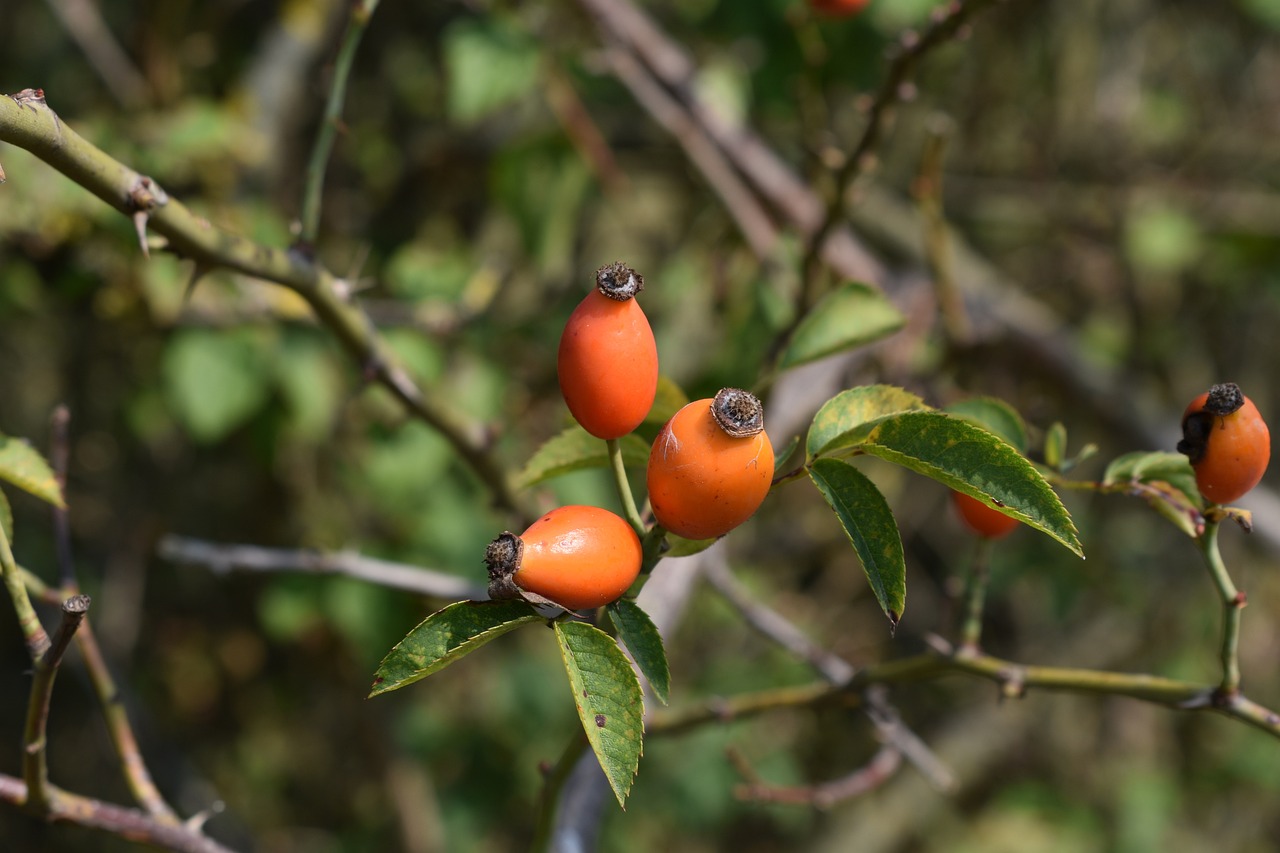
[646,388,775,540]
[485,506,642,610]
[557,262,659,440]
[1177,382,1270,505]
[809,0,870,18]
[951,491,1020,540]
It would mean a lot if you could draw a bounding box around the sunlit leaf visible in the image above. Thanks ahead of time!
[858,412,1082,556]
[780,282,905,370]
[808,458,906,627]
[0,434,64,508]
[644,375,690,427]
[661,533,718,558]
[555,619,644,808]
[1104,451,1203,535]
[516,427,649,490]
[607,599,670,704]
[1044,422,1067,470]
[443,20,540,124]
[806,385,931,460]
[0,488,12,545]
[370,600,541,697]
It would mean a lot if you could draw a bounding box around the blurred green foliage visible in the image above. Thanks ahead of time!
[3,0,1280,851]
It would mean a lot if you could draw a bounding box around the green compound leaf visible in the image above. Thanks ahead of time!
[1104,450,1203,537]
[780,282,905,370]
[807,385,931,460]
[643,375,690,427]
[808,458,906,628]
[370,600,541,697]
[607,599,670,705]
[0,434,65,508]
[516,426,649,490]
[555,619,644,809]
[662,533,718,558]
[859,411,1083,557]
[944,397,1028,453]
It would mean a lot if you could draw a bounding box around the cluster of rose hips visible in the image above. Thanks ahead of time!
[485,263,775,611]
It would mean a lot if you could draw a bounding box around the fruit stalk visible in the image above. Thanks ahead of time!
[1197,519,1243,697]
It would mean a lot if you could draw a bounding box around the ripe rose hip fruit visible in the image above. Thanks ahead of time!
[557,262,659,440]
[809,0,870,18]
[951,491,1020,540]
[1177,382,1271,505]
[647,388,775,540]
[485,505,642,610]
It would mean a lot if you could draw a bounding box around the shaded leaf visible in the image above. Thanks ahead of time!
[780,282,905,369]
[163,329,272,443]
[1104,451,1203,535]
[643,375,690,427]
[607,599,670,704]
[0,434,65,508]
[808,459,906,627]
[856,411,1082,556]
[772,434,801,472]
[370,600,541,697]
[944,397,1027,453]
[1044,422,1067,470]
[443,20,540,124]
[516,427,649,490]
[806,385,930,460]
[661,533,718,558]
[555,620,644,808]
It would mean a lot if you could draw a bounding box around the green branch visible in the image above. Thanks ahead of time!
[0,92,527,522]
[1198,518,1244,696]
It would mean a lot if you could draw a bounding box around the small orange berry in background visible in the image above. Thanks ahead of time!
[647,388,775,540]
[951,491,1020,540]
[485,506,642,611]
[1177,382,1271,505]
[557,262,659,440]
[809,0,870,18]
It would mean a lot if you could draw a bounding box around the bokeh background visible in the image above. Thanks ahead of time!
[3,0,1280,850]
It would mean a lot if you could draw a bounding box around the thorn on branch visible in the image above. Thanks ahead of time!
[183,263,211,304]
[128,176,168,259]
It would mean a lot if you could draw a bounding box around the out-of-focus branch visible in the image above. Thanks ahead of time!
[0,92,527,522]
[42,0,150,108]
[299,0,381,245]
[0,774,235,853]
[22,594,91,815]
[157,535,486,601]
[732,744,902,808]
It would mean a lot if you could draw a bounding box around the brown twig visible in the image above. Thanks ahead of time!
[0,774,235,853]
[22,594,91,814]
[733,744,902,808]
[157,535,486,600]
[0,93,527,523]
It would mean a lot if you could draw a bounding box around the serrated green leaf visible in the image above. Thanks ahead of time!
[780,282,905,370]
[516,427,650,490]
[607,599,670,704]
[856,411,1083,556]
[0,435,65,508]
[370,600,541,697]
[808,459,906,627]
[0,488,12,545]
[555,620,644,808]
[643,376,690,427]
[944,397,1027,453]
[806,385,931,460]
[1103,450,1203,533]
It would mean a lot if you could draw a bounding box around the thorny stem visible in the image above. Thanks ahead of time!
[606,438,645,538]
[299,0,381,244]
[22,594,90,815]
[1197,518,1243,696]
[799,0,1004,312]
[958,538,994,655]
[0,92,528,523]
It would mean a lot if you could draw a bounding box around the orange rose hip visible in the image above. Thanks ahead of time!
[557,262,659,440]
[1177,382,1270,504]
[951,491,1020,540]
[485,505,642,610]
[646,388,775,540]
